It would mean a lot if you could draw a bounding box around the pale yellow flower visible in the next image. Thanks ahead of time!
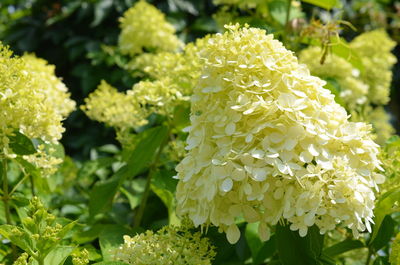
[299,46,368,111]
[0,45,74,175]
[118,0,183,56]
[131,36,210,97]
[114,224,215,265]
[350,30,397,105]
[82,78,187,144]
[21,54,76,117]
[175,24,382,244]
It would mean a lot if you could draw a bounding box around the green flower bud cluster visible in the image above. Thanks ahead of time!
[13,253,30,265]
[0,197,76,264]
[72,249,89,265]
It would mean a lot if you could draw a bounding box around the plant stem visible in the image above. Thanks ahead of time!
[2,158,17,259]
[285,0,292,28]
[365,247,373,265]
[133,128,170,228]
[9,173,29,196]
[2,159,11,225]
[30,175,35,196]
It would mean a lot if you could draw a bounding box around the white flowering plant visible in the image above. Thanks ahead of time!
[0,0,399,265]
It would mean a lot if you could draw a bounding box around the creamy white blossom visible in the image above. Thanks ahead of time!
[175,24,382,243]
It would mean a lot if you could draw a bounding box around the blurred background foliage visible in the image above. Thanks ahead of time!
[0,0,399,161]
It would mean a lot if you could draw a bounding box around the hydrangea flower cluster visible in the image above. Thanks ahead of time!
[82,78,187,140]
[132,36,209,96]
[84,3,208,144]
[350,30,397,105]
[21,54,76,117]
[0,45,75,160]
[114,224,215,265]
[175,24,382,244]
[299,30,397,145]
[365,106,395,146]
[118,0,183,56]
[298,46,368,110]
[81,80,148,131]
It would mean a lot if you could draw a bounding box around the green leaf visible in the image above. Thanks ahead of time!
[276,223,325,265]
[323,239,364,257]
[57,220,78,241]
[72,224,105,244]
[151,171,179,225]
[370,215,395,250]
[301,0,341,10]
[89,126,168,220]
[268,0,304,25]
[125,125,169,177]
[44,246,75,265]
[0,225,34,256]
[371,187,400,243]
[88,167,127,220]
[99,225,140,261]
[8,131,36,155]
[78,157,115,180]
[172,104,190,130]
[120,178,146,210]
[330,38,364,73]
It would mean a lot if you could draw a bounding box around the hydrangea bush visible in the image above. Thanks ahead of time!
[0,0,399,264]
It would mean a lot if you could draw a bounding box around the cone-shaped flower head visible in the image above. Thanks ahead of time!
[82,78,187,145]
[299,46,368,111]
[175,24,382,244]
[118,0,183,56]
[131,36,210,96]
[0,45,75,157]
[350,30,397,105]
[114,223,215,265]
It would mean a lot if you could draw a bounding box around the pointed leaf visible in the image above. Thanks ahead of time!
[9,131,36,155]
[44,246,74,265]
